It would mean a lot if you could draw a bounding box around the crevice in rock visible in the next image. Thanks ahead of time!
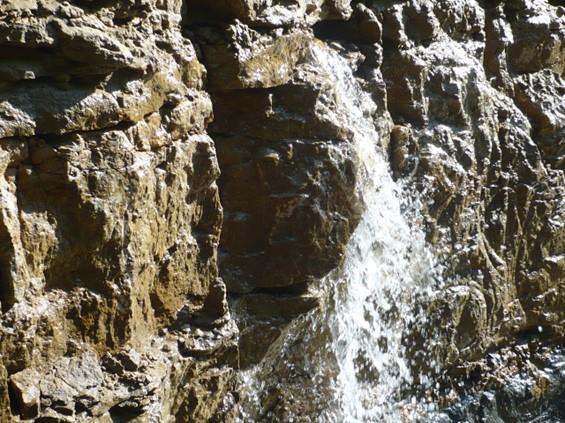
[0,222,15,313]
[108,403,144,423]
[238,282,310,297]
[0,268,14,314]
[6,382,18,418]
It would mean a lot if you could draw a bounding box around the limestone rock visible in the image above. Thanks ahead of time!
[374,0,565,369]
[0,0,564,420]
[193,21,365,296]
[0,0,236,420]
[193,0,564,405]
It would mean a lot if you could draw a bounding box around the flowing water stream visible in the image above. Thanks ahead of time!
[237,44,445,422]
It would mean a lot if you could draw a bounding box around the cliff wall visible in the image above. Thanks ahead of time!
[0,0,563,421]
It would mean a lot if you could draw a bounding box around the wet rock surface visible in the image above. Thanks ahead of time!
[427,341,565,422]
[379,0,565,370]
[0,0,563,421]
[193,22,364,296]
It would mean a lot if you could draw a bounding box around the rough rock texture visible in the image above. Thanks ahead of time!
[0,1,237,421]
[185,0,565,377]
[0,0,564,421]
[195,0,564,407]
[432,341,565,422]
[381,0,565,369]
[186,5,368,367]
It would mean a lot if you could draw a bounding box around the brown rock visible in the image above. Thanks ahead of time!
[0,0,564,420]
[0,0,236,420]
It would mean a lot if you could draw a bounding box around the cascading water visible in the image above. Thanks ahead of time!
[237,44,444,422]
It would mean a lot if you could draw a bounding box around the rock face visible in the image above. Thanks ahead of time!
[187,6,368,368]
[0,0,564,421]
[0,1,236,421]
[384,0,565,369]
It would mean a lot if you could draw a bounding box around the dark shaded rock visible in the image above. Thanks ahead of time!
[194,22,364,295]
[217,136,358,293]
[314,3,382,44]
[430,343,565,423]
[233,292,320,367]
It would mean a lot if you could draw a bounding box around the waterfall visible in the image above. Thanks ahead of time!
[237,44,443,422]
